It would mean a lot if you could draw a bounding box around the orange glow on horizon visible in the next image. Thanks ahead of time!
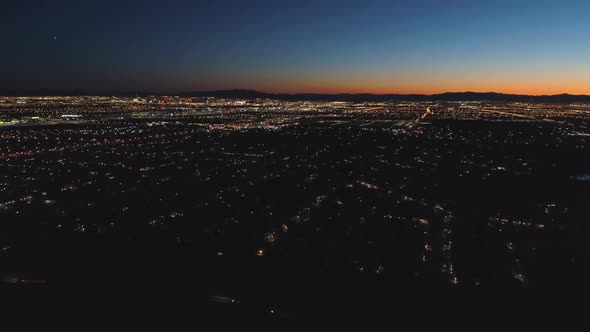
[260,80,590,96]
[258,85,590,96]
[194,68,590,96]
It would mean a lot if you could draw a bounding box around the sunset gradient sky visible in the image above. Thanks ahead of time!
[2,0,590,94]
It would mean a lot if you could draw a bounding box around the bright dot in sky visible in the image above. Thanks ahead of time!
[53,36,57,40]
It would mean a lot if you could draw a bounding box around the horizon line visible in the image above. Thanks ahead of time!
[2,88,590,97]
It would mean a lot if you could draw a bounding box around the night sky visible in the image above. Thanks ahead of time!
[2,0,590,94]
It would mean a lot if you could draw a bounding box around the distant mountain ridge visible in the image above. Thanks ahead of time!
[2,88,590,103]
[182,90,590,103]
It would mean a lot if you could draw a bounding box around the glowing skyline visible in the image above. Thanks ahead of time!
[2,0,590,95]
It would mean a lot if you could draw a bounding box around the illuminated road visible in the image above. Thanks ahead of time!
[421,106,433,121]
[411,106,433,127]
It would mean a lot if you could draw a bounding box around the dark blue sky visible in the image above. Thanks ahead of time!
[2,0,589,94]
